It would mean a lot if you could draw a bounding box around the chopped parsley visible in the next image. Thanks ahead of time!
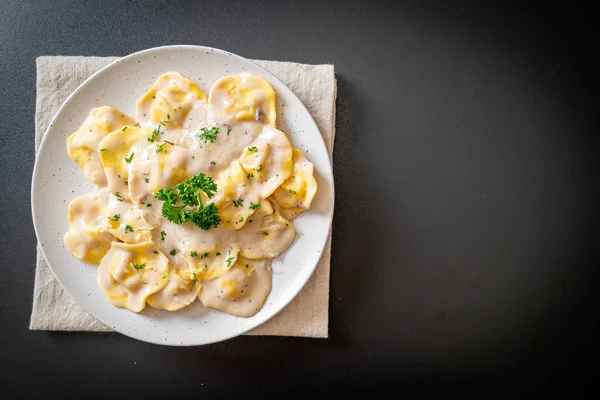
[249,202,260,210]
[233,199,244,208]
[216,252,221,256]
[154,173,220,230]
[210,161,216,166]
[124,152,135,163]
[190,251,197,258]
[146,203,152,207]
[255,164,263,172]
[199,127,219,143]
[238,217,244,223]
[289,189,297,194]
[122,126,128,131]
[262,231,270,236]
[192,272,198,280]
[226,257,234,267]
[160,230,166,241]
[170,249,177,256]
[144,177,149,183]
[148,125,162,142]
[247,173,254,179]
[163,275,167,279]
[110,214,120,221]
[153,250,159,254]
[114,192,123,201]
[100,147,107,152]
[156,143,167,153]
[247,146,258,153]
[124,225,134,233]
[131,262,145,270]
[201,252,209,258]
[245,264,249,268]
[227,128,231,136]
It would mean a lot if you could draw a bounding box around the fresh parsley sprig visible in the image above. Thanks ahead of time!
[154,173,220,230]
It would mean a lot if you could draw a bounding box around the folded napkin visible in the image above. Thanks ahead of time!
[30,56,336,338]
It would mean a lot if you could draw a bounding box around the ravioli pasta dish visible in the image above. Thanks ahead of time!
[64,72,317,317]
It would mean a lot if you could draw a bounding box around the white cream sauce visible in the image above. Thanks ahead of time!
[65,72,318,317]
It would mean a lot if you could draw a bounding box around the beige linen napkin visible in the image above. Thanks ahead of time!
[30,56,335,338]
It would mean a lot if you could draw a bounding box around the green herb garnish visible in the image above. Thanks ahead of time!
[199,127,219,143]
[124,225,134,233]
[249,202,260,210]
[247,146,258,153]
[110,214,120,221]
[154,173,220,230]
[233,199,244,208]
[131,262,145,269]
[148,125,162,142]
[124,152,134,163]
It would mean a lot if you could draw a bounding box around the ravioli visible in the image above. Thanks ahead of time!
[198,258,272,317]
[238,125,293,198]
[67,107,135,186]
[212,161,259,230]
[136,72,208,147]
[147,266,202,311]
[128,141,206,206]
[98,126,148,199]
[271,148,318,220]
[65,72,318,318]
[235,199,295,259]
[64,188,116,264]
[208,74,276,126]
[97,241,169,312]
[101,193,154,243]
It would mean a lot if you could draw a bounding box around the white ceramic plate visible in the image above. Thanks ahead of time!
[31,45,334,346]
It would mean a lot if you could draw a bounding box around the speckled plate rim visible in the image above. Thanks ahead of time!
[31,45,334,346]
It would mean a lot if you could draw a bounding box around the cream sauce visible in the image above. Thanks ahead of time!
[65,72,317,317]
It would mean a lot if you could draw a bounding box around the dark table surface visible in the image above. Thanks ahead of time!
[1,0,597,397]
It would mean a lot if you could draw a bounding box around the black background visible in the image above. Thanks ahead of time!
[1,0,598,397]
